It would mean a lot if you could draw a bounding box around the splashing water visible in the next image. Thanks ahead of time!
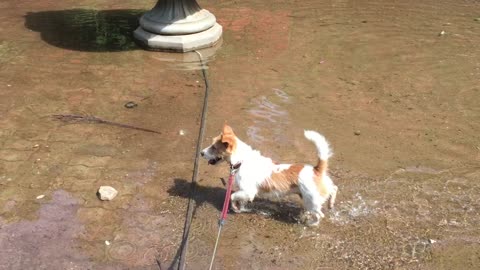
[329,192,379,225]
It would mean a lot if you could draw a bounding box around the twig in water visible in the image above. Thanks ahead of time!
[51,114,161,134]
[220,178,227,187]
[155,258,163,270]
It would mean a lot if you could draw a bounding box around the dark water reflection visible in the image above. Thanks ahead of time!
[25,9,144,52]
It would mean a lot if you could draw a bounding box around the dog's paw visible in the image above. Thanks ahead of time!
[301,211,321,227]
[239,206,252,213]
[299,211,310,224]
[230,201,251,213]
[230,201,242,213]
[306,219,320,227]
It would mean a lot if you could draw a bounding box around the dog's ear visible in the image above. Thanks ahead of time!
[222,123,235,136]
[221,124,236,153]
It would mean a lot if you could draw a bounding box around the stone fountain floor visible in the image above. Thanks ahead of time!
[1,0,480,269]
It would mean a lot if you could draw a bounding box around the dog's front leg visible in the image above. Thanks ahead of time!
[231,190,256,213]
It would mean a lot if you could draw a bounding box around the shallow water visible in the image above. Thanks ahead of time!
[1,0,480,269]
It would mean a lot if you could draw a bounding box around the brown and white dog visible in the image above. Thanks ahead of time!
[201,124,338,226]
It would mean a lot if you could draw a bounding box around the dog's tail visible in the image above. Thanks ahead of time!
[304,130,332,175]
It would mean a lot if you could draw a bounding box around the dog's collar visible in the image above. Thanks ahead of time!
[229,162,242,174]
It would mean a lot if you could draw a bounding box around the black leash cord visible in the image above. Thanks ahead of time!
[177,50,210,270]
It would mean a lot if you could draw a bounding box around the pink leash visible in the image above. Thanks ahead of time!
[209,162,241,270]
[219,167,236,224]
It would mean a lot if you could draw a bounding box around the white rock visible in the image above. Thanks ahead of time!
[105,240,111,246]
[36,194,45,199]
[98,186,118,201]
[179,129,185,136]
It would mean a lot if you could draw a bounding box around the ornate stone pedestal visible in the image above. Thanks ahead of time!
[134,0,222,52]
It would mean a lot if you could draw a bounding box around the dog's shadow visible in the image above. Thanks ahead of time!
[168,178,303,224]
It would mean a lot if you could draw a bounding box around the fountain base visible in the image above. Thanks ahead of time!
[134,23,222,52]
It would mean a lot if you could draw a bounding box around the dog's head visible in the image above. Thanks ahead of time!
[201,124,237,165]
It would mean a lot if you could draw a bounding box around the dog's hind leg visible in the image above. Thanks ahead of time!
[328,185,338,209]
[299,189,327,226]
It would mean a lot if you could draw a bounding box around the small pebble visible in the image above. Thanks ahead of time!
[33,144,40,148]
[36,194,45,199]
[124,101,138,109]
[7,84,11,87]
[179,130,185,136]
[439,30,446,36]
[354,130,361,136]
[98,186,118,201]
[105,240,111,246]
[429,239,437,244]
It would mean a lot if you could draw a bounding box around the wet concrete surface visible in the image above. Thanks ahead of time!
[1,0,480,269]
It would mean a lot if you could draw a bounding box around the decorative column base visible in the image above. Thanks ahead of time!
[134,23,222,52]
[134,0,223,52]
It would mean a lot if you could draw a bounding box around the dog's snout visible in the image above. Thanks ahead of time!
[200,151,205,157]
